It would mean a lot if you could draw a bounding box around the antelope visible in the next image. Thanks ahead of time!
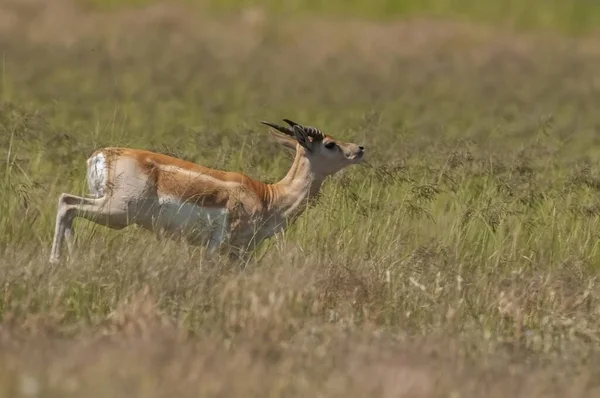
[49,119,365,264]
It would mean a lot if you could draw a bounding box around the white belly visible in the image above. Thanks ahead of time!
[156,195,229,247]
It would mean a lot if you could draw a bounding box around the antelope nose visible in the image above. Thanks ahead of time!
[359,146,365,151]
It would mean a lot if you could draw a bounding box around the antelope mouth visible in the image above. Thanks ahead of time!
[351,151,365,162]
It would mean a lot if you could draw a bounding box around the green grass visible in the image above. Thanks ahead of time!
[83,0,600,34]
[2,0,600,396]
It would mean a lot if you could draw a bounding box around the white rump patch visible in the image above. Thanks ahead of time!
[86,152,106,198]
[157,195,229,248]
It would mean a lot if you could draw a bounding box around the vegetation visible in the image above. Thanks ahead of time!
[1,0,600,396]
[84,0,600,34]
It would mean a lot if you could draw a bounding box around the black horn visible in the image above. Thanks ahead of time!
[260,121,295,137]
[283,118,300,128]
[283,119,324,141]
[303,126,324,141]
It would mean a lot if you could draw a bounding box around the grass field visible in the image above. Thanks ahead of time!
[83,0,600,34]
[2,0,600,396]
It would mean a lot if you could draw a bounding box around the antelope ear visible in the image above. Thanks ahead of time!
[269,130,297,151]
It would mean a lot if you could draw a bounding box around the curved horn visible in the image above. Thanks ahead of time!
[302,126,324,141]
[283,119,324,141]
[260,121,295,137]
[283,118,300,127]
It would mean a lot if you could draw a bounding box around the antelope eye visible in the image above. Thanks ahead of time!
[324,142,336,150]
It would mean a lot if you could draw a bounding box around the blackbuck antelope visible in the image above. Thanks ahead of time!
[49,119,365,264]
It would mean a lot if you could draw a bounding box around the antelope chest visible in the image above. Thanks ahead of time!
[232,212,288,248]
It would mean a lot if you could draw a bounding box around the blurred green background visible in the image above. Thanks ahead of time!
[84,0,600,34]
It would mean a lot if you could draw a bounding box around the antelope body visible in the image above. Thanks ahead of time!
[49,119,365,263]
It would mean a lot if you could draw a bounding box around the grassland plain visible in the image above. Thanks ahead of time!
[84,0,600,34]
[3,0,600,396]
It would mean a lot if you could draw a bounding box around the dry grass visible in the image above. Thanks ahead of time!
[2,0,600,396]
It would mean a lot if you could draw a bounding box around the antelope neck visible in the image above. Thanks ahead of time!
[267,149,324,218]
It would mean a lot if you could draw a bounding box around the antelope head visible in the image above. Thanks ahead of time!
[261,119,365,177]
